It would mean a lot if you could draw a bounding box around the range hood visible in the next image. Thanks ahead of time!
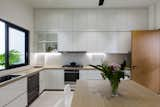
[58,51,87,53]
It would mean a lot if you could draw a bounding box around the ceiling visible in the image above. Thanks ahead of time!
[28,0,158,8]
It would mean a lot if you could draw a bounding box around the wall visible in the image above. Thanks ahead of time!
[0,0,34,76]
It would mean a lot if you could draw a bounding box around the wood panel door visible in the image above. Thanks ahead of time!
[131,31,160,93]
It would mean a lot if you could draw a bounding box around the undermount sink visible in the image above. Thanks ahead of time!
[0,75,21,83]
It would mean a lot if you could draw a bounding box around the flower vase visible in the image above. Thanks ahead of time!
[110,80,119,97]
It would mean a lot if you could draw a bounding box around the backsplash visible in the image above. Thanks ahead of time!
[31,53,130,67]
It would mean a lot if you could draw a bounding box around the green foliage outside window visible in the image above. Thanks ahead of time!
[0,50,21,66]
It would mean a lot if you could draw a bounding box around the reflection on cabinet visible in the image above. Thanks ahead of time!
[0,78,27,107]
[6,93,27,107]
[58,32,73,51]
[40,70,46,93]
[40,70,64,90]
[34,8,148,32]
[58,31,131,53]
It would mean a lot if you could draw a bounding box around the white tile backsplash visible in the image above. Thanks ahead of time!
[31,53,130,67]
[31,53,105,66]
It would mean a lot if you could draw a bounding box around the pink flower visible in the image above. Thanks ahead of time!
[109,63,121,71]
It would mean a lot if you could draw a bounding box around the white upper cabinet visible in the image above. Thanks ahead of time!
[115,32,131,53]
[108,32,131,53]
[87,9,97,30]
[58,10,73,31]
[34,8,145,53]
[35,9,59,31]
[58,32,73,51]
[73,9,88,31]
[58,31,131,53]
[34,8,148,31]
[72,32,88,51]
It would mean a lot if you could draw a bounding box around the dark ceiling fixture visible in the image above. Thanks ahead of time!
[99,0,104,6]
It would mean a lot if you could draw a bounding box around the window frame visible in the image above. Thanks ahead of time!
[0,18,29,71]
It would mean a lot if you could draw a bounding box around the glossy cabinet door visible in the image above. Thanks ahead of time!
[59,10,73,31]
[58,32,73,51]
[110,32,131,53]
[73,9,88,31]
[5,92,27,107]
[72,32,88,51]
[58,31,131,53]
[40,70,46,93]
[116,32,131,53]
[0,78,27,107]
[80,70,89,80]
[45,70,64,89]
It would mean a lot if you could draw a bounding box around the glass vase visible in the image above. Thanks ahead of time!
[110,80,119,97]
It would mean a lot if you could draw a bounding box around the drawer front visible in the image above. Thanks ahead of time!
[0,78,27,107]
[5,92,27,107]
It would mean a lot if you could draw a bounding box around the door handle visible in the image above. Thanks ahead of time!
[132,66,137,69]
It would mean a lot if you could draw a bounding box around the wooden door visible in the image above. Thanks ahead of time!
[131,31,160,93]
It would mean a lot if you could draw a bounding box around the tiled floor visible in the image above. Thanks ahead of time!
[30,91,73,107]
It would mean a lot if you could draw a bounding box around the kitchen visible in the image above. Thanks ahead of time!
[0,0,160,107]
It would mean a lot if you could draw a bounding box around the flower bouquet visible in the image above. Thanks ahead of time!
[90,61,126,96]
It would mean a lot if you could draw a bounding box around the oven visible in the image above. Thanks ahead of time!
[64,69,79,84]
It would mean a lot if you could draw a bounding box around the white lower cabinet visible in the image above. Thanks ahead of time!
[6,92,27,107]
[0,78,27,107]
[40,70,46,93]
[40,70,64,90]
[80,70,102,80]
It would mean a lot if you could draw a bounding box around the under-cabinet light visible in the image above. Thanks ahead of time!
[86,53,106,56]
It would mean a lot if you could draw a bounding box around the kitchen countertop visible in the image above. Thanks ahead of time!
[0,66,95,88]
[44,66,96,70]
[71,80,160,107]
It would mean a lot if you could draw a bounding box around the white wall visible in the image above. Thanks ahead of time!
[0,0,34,76]
[32,53,130,67]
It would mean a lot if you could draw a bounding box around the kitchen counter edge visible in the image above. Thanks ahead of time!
[0,66,95,88]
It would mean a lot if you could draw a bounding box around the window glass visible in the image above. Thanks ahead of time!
[9,27,25,65]
[0,21,5,70]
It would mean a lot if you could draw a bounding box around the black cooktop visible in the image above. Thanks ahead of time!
[62,62,83,68]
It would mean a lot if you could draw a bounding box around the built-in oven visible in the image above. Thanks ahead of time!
[64,69,79,84]
[63,62,82,85]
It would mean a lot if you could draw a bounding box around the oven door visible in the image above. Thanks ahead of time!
[64,70,79,83]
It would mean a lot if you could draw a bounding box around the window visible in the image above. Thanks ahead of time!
[0,21,5,70]
[0,19,29,70]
